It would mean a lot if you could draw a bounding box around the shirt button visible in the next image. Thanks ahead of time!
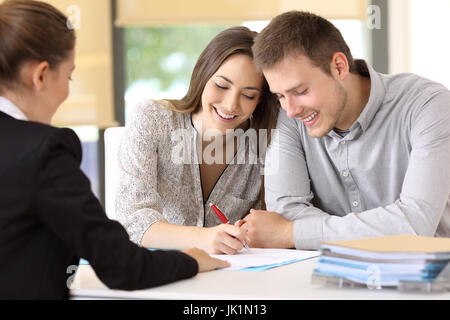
[340,141,346,145]
[342,170,349,177]
[352,201,359,207]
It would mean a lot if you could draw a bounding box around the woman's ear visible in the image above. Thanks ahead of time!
[30,61,50,92]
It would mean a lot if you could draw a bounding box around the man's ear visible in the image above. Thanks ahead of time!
[330,52,350,81]
[30,61,50,92]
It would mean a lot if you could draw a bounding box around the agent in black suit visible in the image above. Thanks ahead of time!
[0,0,227,299]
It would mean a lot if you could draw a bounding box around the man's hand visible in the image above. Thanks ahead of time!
[242,209,295,248]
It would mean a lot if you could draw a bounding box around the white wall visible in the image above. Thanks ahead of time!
[410,0,450,89]
[389,0,450,89]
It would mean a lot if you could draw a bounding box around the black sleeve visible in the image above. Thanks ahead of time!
[35,128,198,290]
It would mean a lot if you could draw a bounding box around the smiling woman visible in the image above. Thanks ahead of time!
[195,54,263,135]
[167,26,278,136]
[116,26,279,256]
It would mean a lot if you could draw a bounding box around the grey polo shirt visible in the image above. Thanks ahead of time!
[264,62,450,249]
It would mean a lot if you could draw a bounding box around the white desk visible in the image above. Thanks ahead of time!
[70,257,450,300]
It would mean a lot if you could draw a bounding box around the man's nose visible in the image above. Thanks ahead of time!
[284,96,304,118]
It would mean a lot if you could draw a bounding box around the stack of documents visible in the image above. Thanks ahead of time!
[313,235,450,288]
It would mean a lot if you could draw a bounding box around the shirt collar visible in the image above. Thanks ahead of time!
[0,96,28,121]
[354,62,386,132]
[326,61,386,140]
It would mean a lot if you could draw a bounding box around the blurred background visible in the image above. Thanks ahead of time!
[2,0,448,205]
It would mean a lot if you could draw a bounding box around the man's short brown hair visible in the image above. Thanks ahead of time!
[252,11,356,75]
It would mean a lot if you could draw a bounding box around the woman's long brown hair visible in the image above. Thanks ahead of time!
[167,26,279,145]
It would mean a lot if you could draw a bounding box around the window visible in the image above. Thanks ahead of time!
[69,126,101,200]
[124,25,231,119]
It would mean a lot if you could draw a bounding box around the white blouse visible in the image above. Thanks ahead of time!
[116,99,262,245]
[0,96,28,121]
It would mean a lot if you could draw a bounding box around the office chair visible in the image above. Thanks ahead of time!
[104,126,125,221]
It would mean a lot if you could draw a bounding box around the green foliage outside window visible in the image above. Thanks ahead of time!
[125,25,232,96]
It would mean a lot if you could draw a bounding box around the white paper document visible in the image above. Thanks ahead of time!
[211,248,320,271]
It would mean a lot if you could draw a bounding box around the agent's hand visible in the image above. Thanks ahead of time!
[201,224,250,255]
[242,209,294,248]
[182,247,230,272]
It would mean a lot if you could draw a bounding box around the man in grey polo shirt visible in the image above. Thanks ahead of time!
[242,11,450,250]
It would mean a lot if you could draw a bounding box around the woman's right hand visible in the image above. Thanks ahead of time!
[200,223,250,255]
[182,248,230,272]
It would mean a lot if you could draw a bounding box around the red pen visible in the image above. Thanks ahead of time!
[209,202,249,250]
[209,202,229,224]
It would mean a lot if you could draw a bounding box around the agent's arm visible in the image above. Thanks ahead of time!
[35,128,227,290]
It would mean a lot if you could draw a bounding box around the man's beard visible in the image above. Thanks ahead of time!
[308,81,348,138]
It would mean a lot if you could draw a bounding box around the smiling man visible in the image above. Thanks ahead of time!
[242,11,450,250]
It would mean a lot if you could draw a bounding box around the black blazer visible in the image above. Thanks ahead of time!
[0,111,197,299]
